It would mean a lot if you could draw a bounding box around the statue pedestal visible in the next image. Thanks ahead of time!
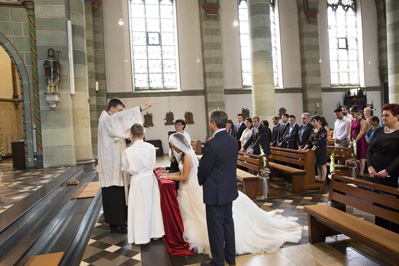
[45,93,60,109]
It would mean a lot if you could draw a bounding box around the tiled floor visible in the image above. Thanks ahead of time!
[0,158,68,214]
[1,156,394,266]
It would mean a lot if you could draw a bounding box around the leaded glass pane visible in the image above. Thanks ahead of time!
[340,73,348,84]
[132,32,146,45]
[349,61,357,72]
[133,46,147,59]
[163,60,176,72]
[164,74,177,87]
[132,18,146,31]
[146,5,159,19]
[134,59,148,73]
[330,61,338,72]
[162,46,175,59]
[161,32,174,45]
[131,4,144,17]
[134,74,148,87]
[331,72,339,84]
[148,46,161,59]
[161,19,174,32]
[348,50,357,60]
[146,0,159,4]
[149,74,163,87]
[148,60,162,73]
[350,73,358,84]
[146,18,160,31]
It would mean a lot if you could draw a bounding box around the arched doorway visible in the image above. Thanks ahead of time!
[0,33,34,167]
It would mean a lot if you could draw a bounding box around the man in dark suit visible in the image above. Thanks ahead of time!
[297,112,313,149]
[277,113,290,147]
[198,110,239,266]
[233,113,246,149]
[271,115,281,147]
[240,116,271,155]
[283,115,299,149]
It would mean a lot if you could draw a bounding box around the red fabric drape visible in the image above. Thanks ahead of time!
[154,170,196,256]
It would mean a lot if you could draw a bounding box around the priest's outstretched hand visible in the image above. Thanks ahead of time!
[141,101,156,111]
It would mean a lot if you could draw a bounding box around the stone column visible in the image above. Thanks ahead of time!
[85,0,98,158]
[247,0,275,121]
[69,0,94,164]
[199,1,225,134]
[386,0,399,103]
[297,0,322,115]
[375,0,387,84]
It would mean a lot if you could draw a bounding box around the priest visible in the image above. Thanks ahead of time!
[98,98,155,233]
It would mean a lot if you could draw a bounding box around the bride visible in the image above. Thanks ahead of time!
[159,133,302,256]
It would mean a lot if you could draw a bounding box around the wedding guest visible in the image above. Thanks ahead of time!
[271,116,281,147]
[299,115,327,182]
[349,105,368,177]
[333,108,350,148]
[261,120,272,142]
[364,107,372,127]
[277,113,289,147]
[297,113,313,150]
[121,124,164,244]
[241,116,271,155]
[365,116,382,144]
[240,117,253,152]
[282,115,299,149]
[367,103,399,232]
[226,119,234,135]
[342,105,352,123]
[175,119,191,144]
[234,114,246,149]
[98,99,155,234]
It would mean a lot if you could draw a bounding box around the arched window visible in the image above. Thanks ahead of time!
[129,0,178,91]
[238,0,281,88]
[327,0,359,86]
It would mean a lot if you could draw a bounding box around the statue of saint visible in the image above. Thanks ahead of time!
[185,111,194,124]
[43,48,60,94]
[144,112,154,127]
[242,108,250,120]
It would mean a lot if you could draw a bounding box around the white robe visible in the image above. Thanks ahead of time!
[98,107,142,188]
[122,140,164,244]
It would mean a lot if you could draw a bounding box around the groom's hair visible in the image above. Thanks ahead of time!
[210,110,228,129]
[131,123,144,138]
[108,98,125,111]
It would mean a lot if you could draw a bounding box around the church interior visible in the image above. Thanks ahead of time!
[0,0,398,265]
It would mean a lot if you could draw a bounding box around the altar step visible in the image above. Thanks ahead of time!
[0,164,102,266]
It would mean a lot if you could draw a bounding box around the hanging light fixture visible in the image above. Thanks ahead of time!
[118,13,124,26]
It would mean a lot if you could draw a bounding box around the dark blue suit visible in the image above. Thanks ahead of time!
[198,130,238,265]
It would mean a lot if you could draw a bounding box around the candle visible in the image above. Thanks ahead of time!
[96,81,99,92]
[317,103,319,108]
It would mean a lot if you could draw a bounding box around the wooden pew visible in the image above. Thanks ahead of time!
[236,153,264,200]
[326,145,352,176]
[191,140,203,155]
[269,147,324,193]
[304,174,399,261]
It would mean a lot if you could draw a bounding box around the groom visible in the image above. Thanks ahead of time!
[198,110,239,266]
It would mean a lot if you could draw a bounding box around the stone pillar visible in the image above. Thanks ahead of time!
[69,0,94,164]
[36,0,76,166]
[375,0,387,83]
[85,0,98,158]
[247,0,276,122]
[199,0,225,134]
[297,0,322,115]
[386,0,399,103]
[92,0,107,127]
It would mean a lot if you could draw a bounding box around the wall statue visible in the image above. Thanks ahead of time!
[144,112,154,127]
[164,111,174,125]
[43,48,61,94]
[242,108,250,120]
[185,112,194,124]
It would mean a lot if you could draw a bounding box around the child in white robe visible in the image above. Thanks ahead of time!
[122,124,164,244]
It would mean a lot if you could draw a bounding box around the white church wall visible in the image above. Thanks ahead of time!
[225,94,253,121]
[275,93,304,121]
[359,0,380,87]
[322,91,346,128]
[278,0,302,88]
[121,95,207,153]
[103,0,204,93]
[319,0,331,88]
[220,0,243,89]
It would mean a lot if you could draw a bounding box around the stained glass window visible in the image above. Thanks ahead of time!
[238,0,281,88]
[129,0,178,91]
[327,0,359,86]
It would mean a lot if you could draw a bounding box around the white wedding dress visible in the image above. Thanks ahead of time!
[169,133,302,256]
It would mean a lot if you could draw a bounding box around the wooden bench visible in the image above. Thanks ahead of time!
[236,153,264,200]
[191,140,203,155]
[326,145,352,176]
[304,174,399,261]
[269,147,324,193]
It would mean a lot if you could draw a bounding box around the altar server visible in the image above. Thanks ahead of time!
[122,124,164,244]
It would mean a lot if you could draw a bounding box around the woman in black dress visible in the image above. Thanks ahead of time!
[367,103,399,232]
[299,115,328,182]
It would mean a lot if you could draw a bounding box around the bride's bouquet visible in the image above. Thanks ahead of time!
[345,139,359,168]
